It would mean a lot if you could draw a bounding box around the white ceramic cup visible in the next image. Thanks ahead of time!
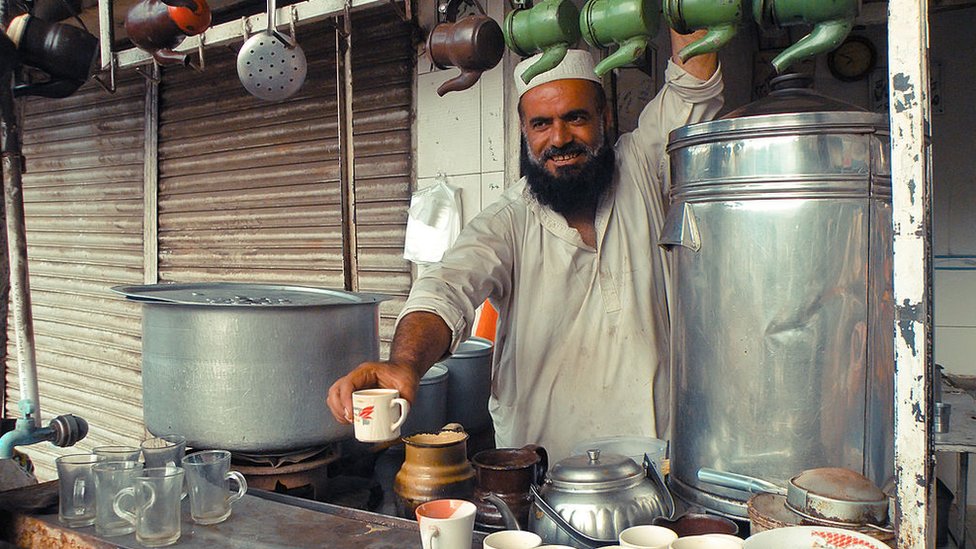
[483,530,543,549]
[669,535,743,549]
[702,534,743,547]
[619,525,679,549]
[352,388,410,442]
[415,499,476,549]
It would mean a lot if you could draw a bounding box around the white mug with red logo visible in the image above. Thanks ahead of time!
[352,388,410,442]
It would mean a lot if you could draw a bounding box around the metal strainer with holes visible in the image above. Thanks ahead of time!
[236,0,306,101]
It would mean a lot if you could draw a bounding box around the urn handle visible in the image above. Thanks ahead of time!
[659,202,701,252]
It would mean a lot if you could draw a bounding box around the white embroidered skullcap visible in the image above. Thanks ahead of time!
[514,49,602,98]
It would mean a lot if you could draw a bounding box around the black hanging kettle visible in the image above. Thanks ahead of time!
[5,14,99,98]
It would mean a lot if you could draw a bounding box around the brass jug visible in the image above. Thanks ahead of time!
[393,424,476,519]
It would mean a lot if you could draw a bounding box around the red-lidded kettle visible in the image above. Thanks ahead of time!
[124,0,211,65]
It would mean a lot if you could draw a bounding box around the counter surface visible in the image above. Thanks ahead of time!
[0,483,487,548]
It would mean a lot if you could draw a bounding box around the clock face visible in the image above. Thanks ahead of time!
[828,36,878,82]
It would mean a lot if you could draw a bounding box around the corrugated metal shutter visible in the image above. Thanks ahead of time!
[157,7,413,351]
[4,73,148,480]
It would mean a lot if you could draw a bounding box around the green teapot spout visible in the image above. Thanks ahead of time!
[677,23,737,62]
[593,36,648,76]
[520,44,570,83]
[771,18,852,73]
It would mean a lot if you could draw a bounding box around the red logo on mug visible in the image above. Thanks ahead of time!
[358,405,375,421]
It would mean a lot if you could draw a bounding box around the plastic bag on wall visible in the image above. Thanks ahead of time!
[403,177,462,264]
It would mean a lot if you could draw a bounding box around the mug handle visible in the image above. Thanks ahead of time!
[72,477,87,509]
[389,398,410,432]
[225,470,248,504]
[422,524,441,549]
[114,485,156,525]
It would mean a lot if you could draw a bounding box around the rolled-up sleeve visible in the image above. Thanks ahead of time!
[620,60,725,188]
[397,197,519,352]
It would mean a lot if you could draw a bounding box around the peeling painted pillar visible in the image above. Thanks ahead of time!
[887,0,933,547]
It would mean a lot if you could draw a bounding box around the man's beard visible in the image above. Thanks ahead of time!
[521,135,616,218]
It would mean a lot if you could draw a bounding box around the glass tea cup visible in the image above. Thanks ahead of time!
[55,453,100,527]
[182,450,248,524]
[93,460,143,536]
[93,445,142,462]
[113,466,184,547]
[141,434,187,468]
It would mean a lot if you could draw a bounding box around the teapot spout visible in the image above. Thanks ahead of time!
[483,493,522,530]
[437,69,484,96]
[593,36,647,77]
[771,19,852,73]
[677,24,737,62]
[519,43,568,84]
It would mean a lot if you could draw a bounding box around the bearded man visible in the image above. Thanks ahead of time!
[328,31,723,461]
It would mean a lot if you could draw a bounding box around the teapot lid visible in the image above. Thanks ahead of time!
[548,449,643,485]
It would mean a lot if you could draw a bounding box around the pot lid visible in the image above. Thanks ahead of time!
[548,449,643,485]
[723,74,863,118]
[110,283,389,307]
[668,74,888,147]
[786,467,889,526]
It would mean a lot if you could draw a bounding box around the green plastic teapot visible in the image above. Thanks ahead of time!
[662,0,742,62]
[755,0,858,73]
[504,0,581,84]
[579,0,660,77]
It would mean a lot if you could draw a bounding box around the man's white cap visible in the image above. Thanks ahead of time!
[514,49,602,98]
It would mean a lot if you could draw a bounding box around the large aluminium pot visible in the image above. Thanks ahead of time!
[661,75,896,518]
[112,283,388,453]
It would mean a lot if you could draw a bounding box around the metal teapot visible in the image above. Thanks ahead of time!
[488,450,674,547]
[124,0,211,65]
[755,0,858,73]
[426,0,505,96]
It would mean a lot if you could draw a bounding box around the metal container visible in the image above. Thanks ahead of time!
[529,449,671,547]
[440,337,493,433]
[401,364,449,436]
[661,76,894,518]
[112,283,388,453]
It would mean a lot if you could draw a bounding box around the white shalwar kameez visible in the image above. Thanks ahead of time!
[400,61,725,461]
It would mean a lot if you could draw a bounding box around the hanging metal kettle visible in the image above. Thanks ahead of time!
[426,0,505,96]
[124,0,211,65]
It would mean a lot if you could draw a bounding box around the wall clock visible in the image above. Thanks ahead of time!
[827,36,878,82]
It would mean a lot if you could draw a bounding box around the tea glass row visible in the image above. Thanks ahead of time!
[54,436,247,547]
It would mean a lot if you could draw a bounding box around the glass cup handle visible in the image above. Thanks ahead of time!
[113,487,138,525]
[72,477,87,509]
[225,470,247,504]
[389,398,410,432]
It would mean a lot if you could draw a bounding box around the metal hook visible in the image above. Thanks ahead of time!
[92,52,117,94]
[187,34,206,72]
[134,63,160,84]
[241,15,251,39]
[289,5,298,40]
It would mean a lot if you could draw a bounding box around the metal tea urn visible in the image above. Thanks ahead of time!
[662,75,896,518]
